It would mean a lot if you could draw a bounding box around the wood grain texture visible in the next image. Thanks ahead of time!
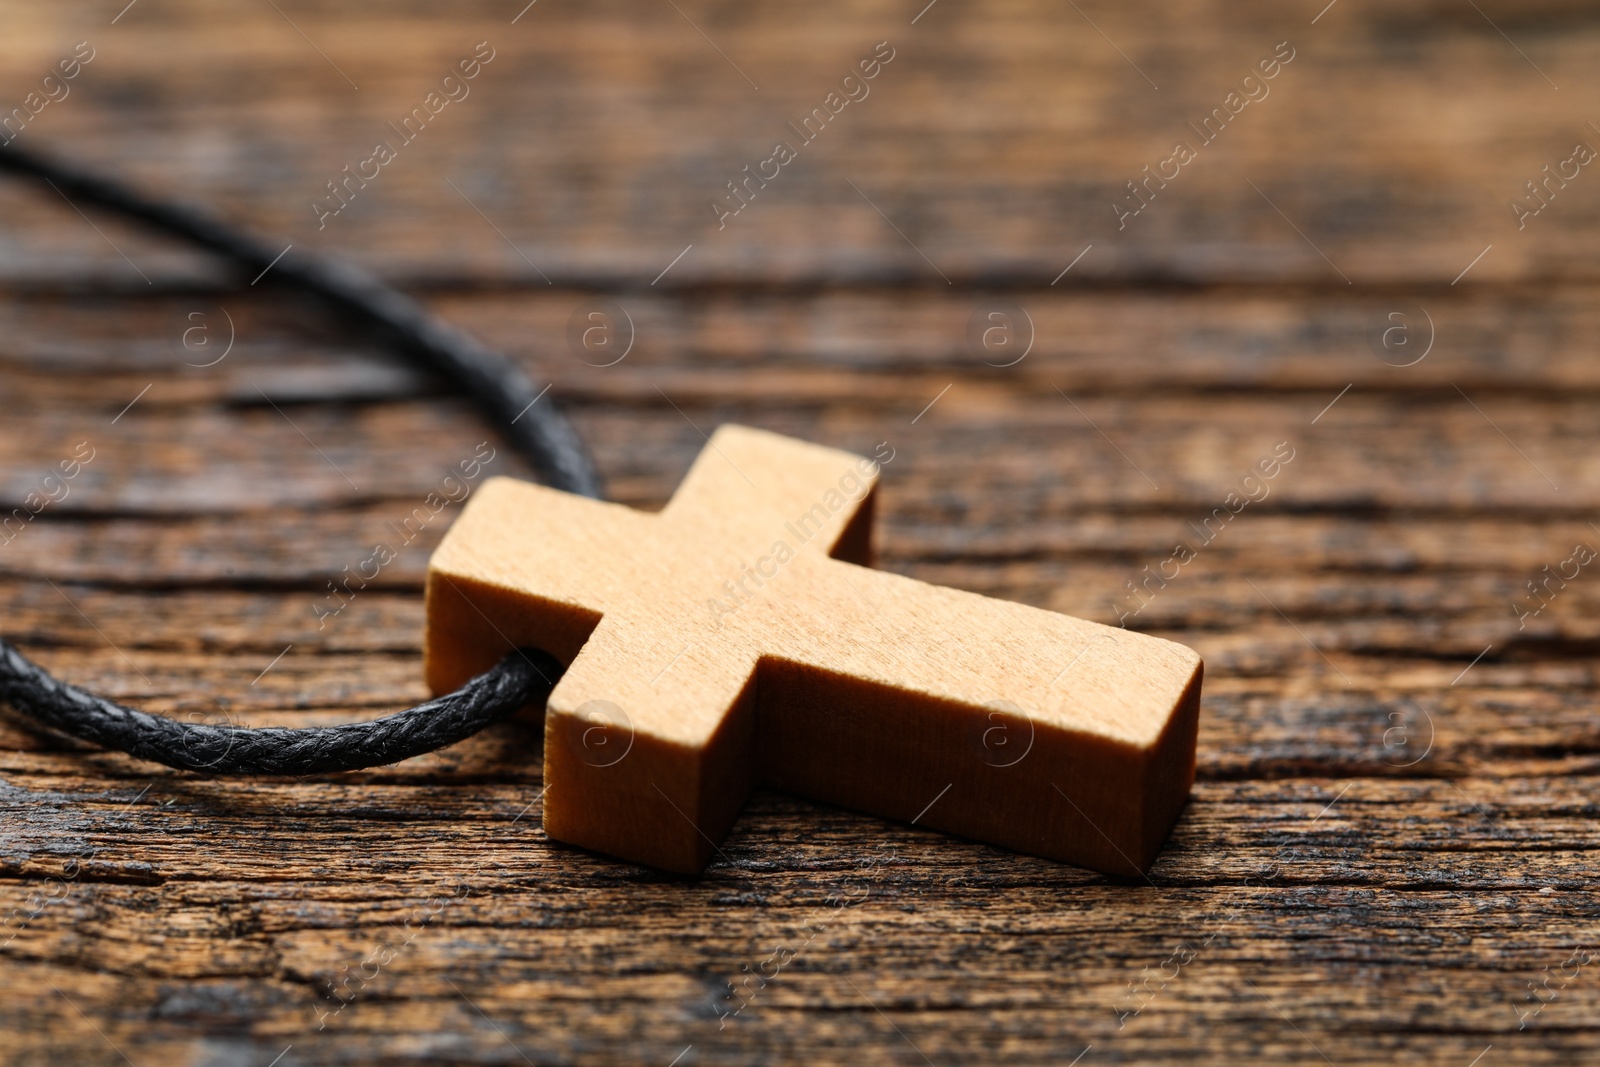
[3,0,1600,1064]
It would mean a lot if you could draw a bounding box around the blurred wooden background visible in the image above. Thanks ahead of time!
[3,1,1599,1063]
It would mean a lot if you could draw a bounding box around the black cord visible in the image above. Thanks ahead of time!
[0,641,561,776]
[0,141,595,774]
[0,143,603,499]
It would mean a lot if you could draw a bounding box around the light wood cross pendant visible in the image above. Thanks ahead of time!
[426,426,1202,875]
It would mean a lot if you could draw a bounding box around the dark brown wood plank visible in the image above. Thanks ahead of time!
[1,1,1598,287]
[6,2,1600,1065]
[3,279,1598,1063]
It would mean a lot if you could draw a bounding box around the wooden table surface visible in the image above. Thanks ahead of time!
[3,1,1598,1064]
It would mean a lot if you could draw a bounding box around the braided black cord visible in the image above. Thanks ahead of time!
[0,142,594,774]
[0,142,604,499]
[0,642,560,775]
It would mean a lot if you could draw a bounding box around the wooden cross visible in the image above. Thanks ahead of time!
[426,425,1202,875]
